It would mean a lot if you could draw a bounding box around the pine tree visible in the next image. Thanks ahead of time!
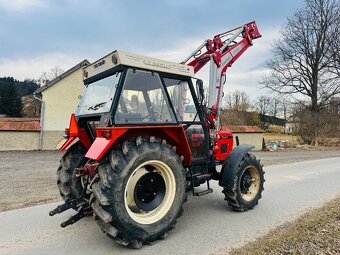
[0,80,23,117]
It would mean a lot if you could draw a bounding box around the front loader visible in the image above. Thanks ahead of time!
[50,21,264,248]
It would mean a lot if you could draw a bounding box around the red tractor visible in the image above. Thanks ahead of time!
[50,21,264,248]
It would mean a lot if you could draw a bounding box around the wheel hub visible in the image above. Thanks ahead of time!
[124,160,176,225]
[134,172,166,211]
[241,172,252,193]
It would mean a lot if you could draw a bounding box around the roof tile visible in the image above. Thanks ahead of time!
[222,125,264,133]
[0,118,40,131]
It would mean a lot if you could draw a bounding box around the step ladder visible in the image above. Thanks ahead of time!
[190,170,213,196]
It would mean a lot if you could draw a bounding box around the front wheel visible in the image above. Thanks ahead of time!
[222,153,264,211]
[90,137,186,248]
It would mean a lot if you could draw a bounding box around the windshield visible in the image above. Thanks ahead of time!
[75,72,121,116]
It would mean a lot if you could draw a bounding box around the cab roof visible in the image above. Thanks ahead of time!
[83,50,194,81]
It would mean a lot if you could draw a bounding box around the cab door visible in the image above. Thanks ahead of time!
[163,77,208,162]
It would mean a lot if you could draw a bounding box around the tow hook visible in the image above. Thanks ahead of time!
[75,162,98,177]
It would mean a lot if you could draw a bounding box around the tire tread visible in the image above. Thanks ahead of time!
[91,137,187,248]
[223,153,265,211]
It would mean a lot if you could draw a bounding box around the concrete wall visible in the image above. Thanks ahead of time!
[42,131,64,150]
[42,68,84,131]
[0,131,65,151]
[0,131,39,150]
[233,133,264,150]
[0,131,264,151]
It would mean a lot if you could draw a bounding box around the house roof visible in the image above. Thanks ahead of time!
[34,59,90,94]
[222,125,265,133]
[0,118,40,131]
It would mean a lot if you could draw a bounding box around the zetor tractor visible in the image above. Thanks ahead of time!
[50,21,264,248]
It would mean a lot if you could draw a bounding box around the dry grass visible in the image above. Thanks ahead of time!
[228,197,340,255]
[264,132,340,149]
[267,125,285,133]
[264,133,300,146]
[318,136,340,147]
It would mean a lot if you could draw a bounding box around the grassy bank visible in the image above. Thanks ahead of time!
[228,197,340,255]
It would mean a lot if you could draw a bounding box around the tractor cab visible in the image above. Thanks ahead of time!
[71,50,213,165]
[78,68,179,125]
[77,51,195,122]
[77,51,193,123]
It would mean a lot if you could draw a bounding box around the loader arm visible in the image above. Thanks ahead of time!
[182,21,261,129]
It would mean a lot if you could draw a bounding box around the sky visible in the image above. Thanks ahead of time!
[0,0,304,101]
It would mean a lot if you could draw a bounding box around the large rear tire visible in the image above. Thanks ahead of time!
[90,137,186,248]
[222,153,264,211]
[57,141,86,206]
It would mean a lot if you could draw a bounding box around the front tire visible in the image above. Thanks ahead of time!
[90,137,186,248]
[222,153,264,211]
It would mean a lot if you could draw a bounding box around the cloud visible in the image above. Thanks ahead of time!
[0,25,280,103]
[143,27,280,101]
[0,53,85,80]
[0,0,47,12]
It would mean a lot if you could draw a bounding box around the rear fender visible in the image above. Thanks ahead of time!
[85,126,192,166]
[218,144,254,188]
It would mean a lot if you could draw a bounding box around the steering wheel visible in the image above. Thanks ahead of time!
[142,111,162,121]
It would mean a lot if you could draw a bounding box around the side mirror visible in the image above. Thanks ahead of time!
[196,79,204,103]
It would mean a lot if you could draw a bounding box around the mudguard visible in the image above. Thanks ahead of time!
[85,126,192,166]
[219,144,255,189]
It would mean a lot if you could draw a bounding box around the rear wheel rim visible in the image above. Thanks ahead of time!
[240,166,260,202]
[124,160,176,224]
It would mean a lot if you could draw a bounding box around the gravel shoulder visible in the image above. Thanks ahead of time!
[0,151,63,212]
[0,149,339,212]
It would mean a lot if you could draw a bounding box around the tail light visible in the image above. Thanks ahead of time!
[101,129,112,138]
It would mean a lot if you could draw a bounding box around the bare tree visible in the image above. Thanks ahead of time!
[261,0,340,144]
[255,96,271,116]
[328,9,340,78]
[222,90,260,126]
[281,99,290,121]
[50,66,64,79]
[269,99,281,117]
[38,66,65,86]
[225,90,251,111]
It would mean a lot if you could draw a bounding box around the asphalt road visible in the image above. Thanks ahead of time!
[0,157,339,255]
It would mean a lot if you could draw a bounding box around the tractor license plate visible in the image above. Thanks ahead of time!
[56,138,68,150]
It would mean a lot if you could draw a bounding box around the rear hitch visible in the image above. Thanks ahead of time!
[49,173,98,227]
[60,206,93,228]
[49,198,93,228]
[49,198,86,216]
